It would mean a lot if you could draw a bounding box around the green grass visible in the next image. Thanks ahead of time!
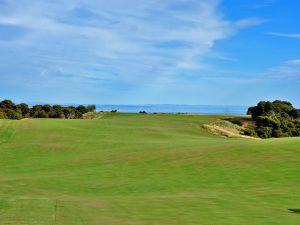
[0,113,300,224]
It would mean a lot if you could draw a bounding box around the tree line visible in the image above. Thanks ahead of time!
[0,99,96,120]
[247,100,300,138]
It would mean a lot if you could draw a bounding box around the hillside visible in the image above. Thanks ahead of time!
[0,113,300,224]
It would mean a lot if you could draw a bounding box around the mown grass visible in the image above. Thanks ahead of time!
[0,113,300,224]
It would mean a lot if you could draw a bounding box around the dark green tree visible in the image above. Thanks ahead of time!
[17,103,29,117]
[248,100,300,138]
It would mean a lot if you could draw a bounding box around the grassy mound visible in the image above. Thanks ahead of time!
[203,119,259,139]
[82,112,106,119]
[204,119,244,135]
[0,114,299,224]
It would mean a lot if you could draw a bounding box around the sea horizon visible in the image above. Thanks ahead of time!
[20,102,248,115]
[95,104,248,115]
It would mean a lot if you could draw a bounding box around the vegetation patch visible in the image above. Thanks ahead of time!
[0,112,300,225]
[83,112,106,120]
[0,99,96,120]
[247,100,300,138]
[0,114,299,224]
[203,119,258,139]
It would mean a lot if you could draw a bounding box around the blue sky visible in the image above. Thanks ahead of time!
[0,0,299,106]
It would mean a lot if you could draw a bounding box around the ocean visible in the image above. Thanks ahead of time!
[96,105,248,115]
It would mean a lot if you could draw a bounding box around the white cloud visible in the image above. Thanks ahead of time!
[235,17,267,28]
[268,32,300,39]
[0,0,265,83]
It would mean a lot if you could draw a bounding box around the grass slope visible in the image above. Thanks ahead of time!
[0,113,300,224]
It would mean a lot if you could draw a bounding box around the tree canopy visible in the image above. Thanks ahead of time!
[247,100,300,138]
[0,99,96,120]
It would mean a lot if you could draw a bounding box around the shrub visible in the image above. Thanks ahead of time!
[256,126,273,139]
[3,109,22,120]
[248,100,300,138]
[244,128,258,137]
[37,110,48,118]
[0,111,7,119]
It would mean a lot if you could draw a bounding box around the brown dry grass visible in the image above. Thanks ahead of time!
[203,124,259,139]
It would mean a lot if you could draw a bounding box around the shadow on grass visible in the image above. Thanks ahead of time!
[288,209,300,214]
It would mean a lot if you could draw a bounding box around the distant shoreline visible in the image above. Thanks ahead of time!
[2,100,248,115]
[95,104,248,115]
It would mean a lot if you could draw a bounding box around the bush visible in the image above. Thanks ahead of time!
[256,126,273,139]
[0,111,7,119]
[3,109,22,120]
[248,100,300,138]
[37,110,48,118]
[243,128,258,137]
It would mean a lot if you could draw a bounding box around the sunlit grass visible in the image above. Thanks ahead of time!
[0,113,299,224]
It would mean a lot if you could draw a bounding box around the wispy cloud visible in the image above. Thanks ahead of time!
[252,0,274,9]
[285,59,300,65]
[268,32,300,39]
[0,0,265,84]
[235,17,267,28]
[258,60,300,80]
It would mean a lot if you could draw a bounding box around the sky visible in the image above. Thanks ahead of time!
[0,0,299,106]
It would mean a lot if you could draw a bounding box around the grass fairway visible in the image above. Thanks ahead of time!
[0,113,300,224]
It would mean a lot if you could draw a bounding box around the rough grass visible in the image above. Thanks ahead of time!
[0,113,300,224]
[82,112,106,120]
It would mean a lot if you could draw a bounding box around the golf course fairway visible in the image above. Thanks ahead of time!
[0,113,299,224]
